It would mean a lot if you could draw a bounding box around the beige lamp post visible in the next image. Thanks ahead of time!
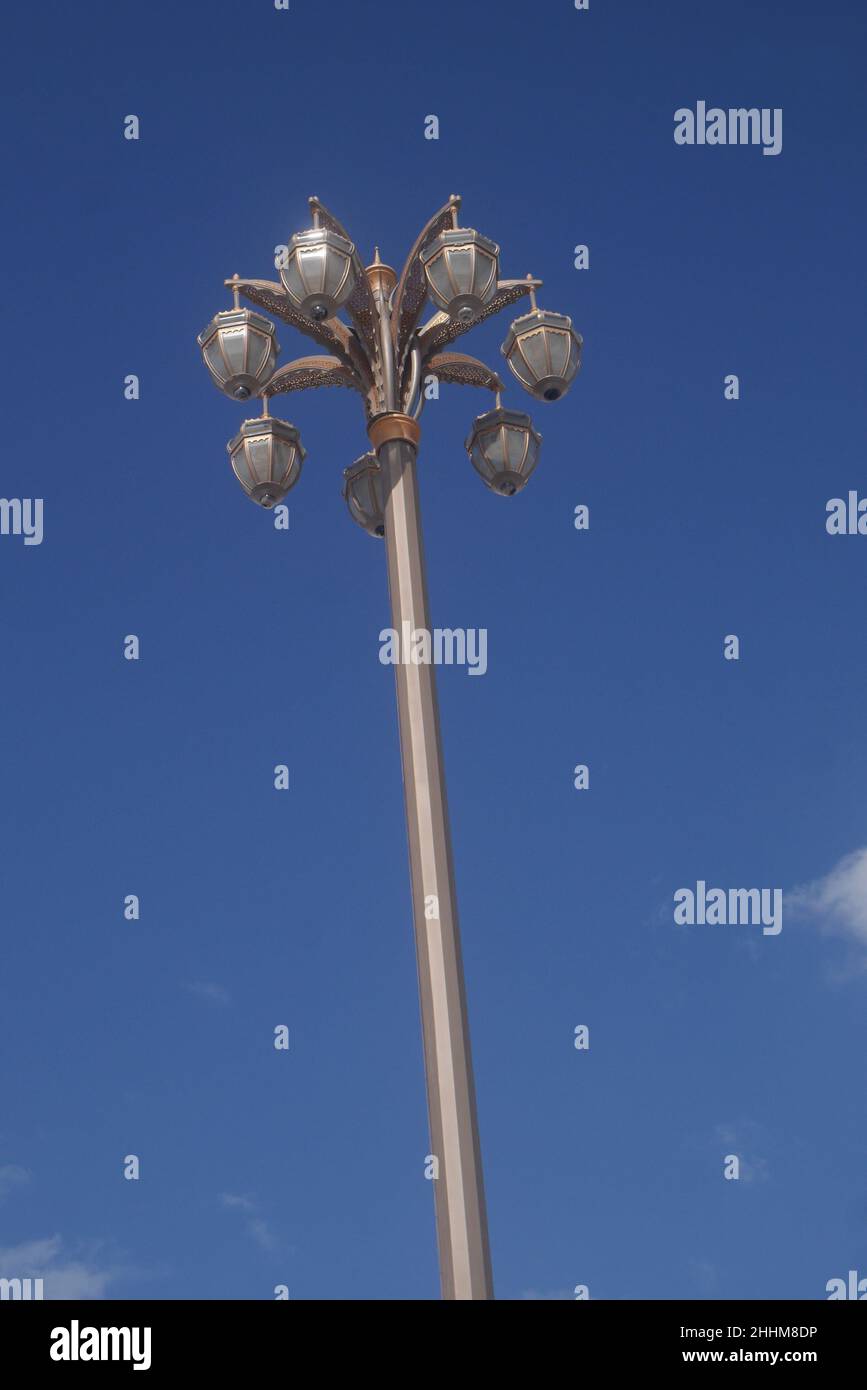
[198,195,582,1299]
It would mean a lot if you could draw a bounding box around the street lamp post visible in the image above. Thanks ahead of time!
[198,195,582,1300]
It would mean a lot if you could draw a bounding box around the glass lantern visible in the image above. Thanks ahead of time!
[198,308,279,401]
[227,413,306,508]
[465,406,541,496]
[342,454,386,536]
[279,228,357,321]
[501,310,582,401]
[420,228,500,323]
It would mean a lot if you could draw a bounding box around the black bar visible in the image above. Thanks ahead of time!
[1,1298,863,1375]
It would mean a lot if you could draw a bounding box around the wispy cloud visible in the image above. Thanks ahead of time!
[187,981,232,1006]
[219,1193,256,1214]
[688,1257,718,1293]
[246,1218,277,1252]
[219,1194,276,1251]
[0,1165,31,1202]
[788,847,867,975]
[0,1236,120,1299]
[715,1122,770,1184]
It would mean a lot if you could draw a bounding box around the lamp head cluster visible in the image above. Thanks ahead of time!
[198,195,582,518]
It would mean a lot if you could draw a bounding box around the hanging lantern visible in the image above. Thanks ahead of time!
[198,307,279,400]
[343,454,385,536]
[465,405,541,496]
[227,407,305,508]
[501,309,582,401]
[279,227,357,321]
[419,228,500,323]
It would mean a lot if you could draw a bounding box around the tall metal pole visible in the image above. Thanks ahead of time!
[204,196,579,1302]
[371,419,494,1301]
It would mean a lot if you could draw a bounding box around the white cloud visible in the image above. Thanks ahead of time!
[689,1257,718,1292]
[0,1236,60,1270]
[0,1236,118,1300]
[788,847,867,970]
[715,1122,770,1184]
[188,981,231,1006]
[219,1193,256,1213]
[219,1194,276,1250]
[247,1217,277,1252]
[0,1165,30,1201]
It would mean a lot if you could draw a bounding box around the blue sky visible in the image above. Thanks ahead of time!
[1,0,865,1300]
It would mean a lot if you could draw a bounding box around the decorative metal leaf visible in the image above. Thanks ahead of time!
[231,278,372,390]
[392,196,461,364]
[417,279,543,360]
[426,353,503,392]
[308,196,379,361]
[265,356,361,397]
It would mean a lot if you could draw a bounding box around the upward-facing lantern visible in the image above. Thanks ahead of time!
[420,228,500,323]
[501,309,582,402]
[227,406,306,509]
[279,227,357,321]
[197,307,279,400]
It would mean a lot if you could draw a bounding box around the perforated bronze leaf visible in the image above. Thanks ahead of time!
[308,197,380,363]
[392,198,461,365]
[417,279,542,360]
[426,353,503,392]
[265,356,361,397]
[230,278,372,390]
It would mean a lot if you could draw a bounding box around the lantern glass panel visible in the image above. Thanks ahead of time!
[221,327,251,378]
[203,340,227,385]
[232,448,253,489]
[245,330,268,379]
[425,257,450,304]
[520,330,551,382]
[446,246,475,294]
[281,263,300,301]
[300,248,324,294]
[470,448,494,482]
[482,428,506,469]
[548,330,571,378]
[246,436,272,484]
[273,440,295,485]
[323,249,347,298]
[505,426,529,469]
